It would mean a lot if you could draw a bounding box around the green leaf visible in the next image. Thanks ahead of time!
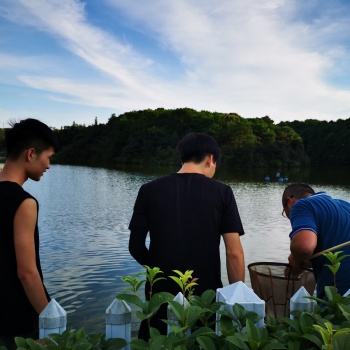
[116,293,144,309]
[149,335,171,350]
[333,333,350,350]
[185,305,203,326]
[24,338,43,350]
[233,303,247,319]
[149,326,161,339]
[74,344,92,350]
[162,320,184,335]
[14,337,29,348]
[313,324,331,345]
[136,280,146,291]
[200,289,216,304]
[152,277,166,284]
[168,300,185,323]
[287,340,300,350]
[136,310,155,321]
[218,314,239,333]
[184,282,198,291]
[334,328,350,337]
[299,312,315,333]
[338,304,350,321]
[196,335,216,350]
[148,291,174,312]
[105,337,128,350]
[129,338,149,350]
[226,334,250,349]
[280,317,301,333]
[189,327,216,338]
[247,339,259,350]
[336,255,350,262]
[261,342,287,350]
[246,319,260,342]
[169,276,184,290]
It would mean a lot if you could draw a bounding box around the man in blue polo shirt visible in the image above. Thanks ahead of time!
[282,183,350,299]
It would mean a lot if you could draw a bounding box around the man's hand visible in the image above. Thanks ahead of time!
[284,254,304,278]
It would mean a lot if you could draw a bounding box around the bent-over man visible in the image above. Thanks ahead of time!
[282,183,350,299]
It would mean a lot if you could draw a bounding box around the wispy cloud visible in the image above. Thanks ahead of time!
[0,0,350,126]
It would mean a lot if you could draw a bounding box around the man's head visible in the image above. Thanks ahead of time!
[177,132,221,166]
[282,183,315,218]
[5,118,60,160]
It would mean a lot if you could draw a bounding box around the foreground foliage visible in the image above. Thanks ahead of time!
[9,253,350,349]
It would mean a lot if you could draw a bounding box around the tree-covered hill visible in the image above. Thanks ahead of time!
[54,108,307,169]
[281,119,350,166]
[1,109,349,169]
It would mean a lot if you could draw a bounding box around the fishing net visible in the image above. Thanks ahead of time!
[248,262,316,319]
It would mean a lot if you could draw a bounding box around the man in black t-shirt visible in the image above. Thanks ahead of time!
[129,132,245,340]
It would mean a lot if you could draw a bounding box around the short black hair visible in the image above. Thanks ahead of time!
[282,183,315,206]
[5,118,60,160]
[177,132,221,165]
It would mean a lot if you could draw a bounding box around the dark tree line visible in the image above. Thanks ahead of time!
[53,108,306,169]
[280,119,350,166]
[0,109,349,169]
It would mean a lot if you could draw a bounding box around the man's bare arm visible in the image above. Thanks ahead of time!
[222,232,245,284]
[285,230,317,276]
[14,198,49,315]
[290,230,317,262]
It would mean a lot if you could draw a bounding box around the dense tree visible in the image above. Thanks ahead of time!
[281,118,350,166]
[53,108,306,169]
[2,109,348,168]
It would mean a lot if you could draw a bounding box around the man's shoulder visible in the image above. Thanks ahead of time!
[143,174,175,186]
[0,181,35,200]
[144,173,229,186]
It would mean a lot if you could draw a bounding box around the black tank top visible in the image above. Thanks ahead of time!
[0,181,50,336]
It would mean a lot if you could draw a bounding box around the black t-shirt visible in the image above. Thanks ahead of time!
[129,173,244,296]
[0,181,49,336]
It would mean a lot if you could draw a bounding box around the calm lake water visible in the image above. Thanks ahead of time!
[20,164,350,333]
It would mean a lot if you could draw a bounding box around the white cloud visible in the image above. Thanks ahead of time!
[1,0,350,125]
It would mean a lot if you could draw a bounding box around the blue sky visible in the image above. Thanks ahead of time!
[1,0,350,128]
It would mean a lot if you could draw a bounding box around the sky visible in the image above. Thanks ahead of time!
[1,0,350,129]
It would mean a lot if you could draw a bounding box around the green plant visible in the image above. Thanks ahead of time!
[13,328,126,350]
[143,265,166,299]
[189,289,223,329]
[313,321,350,350]
[117,266,174,338]
[120,272,145,294]
[323,251,350,288]
[169,270,198,299]
[218,303,261,334]
[278,311,323,349]
[226,319,286,350]
[17,257,350,350]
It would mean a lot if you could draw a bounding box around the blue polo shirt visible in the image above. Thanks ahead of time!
[290,192,350,299]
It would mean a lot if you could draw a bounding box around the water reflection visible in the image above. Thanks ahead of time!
[23,165,350,333]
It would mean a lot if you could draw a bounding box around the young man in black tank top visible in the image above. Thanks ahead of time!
[0,119,59,349]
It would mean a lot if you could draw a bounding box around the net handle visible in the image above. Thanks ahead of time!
[310,240,350,259]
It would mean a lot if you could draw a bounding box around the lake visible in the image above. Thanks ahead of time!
[21,164,350,333]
